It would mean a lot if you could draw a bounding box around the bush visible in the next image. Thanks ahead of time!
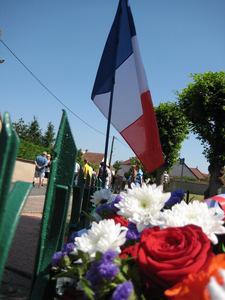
[18,139,51,161]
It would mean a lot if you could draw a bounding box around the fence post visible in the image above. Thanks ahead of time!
[69,169,85,232]
[186,190,190,203]
[30,110,77,300]
[0,112,32,284]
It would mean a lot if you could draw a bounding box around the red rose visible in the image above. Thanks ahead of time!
[109,215,129,227]
[137,225,214,289]
[120,243,139,259]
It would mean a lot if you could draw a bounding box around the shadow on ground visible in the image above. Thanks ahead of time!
[0,215,42,299]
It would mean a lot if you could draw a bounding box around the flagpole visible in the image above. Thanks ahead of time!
[109,135,115,167]
[102,78,115,188]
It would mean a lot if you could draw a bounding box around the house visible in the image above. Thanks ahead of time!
[119,159,132,174]
[82,151,104,168]
[189,168,208,181]
[169,161,208,181]
[119,158,208,181]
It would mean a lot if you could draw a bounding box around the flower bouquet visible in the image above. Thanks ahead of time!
[51,185,225,300]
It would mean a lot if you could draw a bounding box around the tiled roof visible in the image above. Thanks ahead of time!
[83,152,104,166]
[189,167,208,180]
[121,159,131,165]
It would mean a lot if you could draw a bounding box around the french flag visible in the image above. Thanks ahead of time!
[91,0,164,172]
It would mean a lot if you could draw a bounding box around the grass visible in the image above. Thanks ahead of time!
[187,193,204,202]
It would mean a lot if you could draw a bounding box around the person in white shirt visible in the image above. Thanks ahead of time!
[74,162,80,186]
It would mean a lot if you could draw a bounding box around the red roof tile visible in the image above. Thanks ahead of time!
[121,159,131,165]
[189,167,208,180]
[83,152,104,166]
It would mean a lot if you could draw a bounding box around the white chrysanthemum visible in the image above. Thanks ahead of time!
[115,184,170,232]
[159,200,225,244]
[74,219,127,257]
[207,269,225,300]
[90,188,113,206]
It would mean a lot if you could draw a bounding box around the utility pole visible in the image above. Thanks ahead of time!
[109,135,115,167]
[180,158,185,181]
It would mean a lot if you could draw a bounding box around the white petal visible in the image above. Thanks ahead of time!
[208,276,225,300]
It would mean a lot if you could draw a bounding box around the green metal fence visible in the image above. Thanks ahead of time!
[0,112,32,284]
[0,110,103,299]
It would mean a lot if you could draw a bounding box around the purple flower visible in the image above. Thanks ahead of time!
[102,250,118,262]
[86,261,119,286]
[86,250,119,287]
[96,203,111,215]
[164,189,185,209]
[63,242,75,254]
[98,262,119,281]
[86,262,101,285]
[126,223,140,241]
[68,228,87,242]
[112,281,134,300]
[52,251,65,266]
[96,195,123,217]
[109,195,123,212]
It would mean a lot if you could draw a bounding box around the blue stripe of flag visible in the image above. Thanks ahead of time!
[91,0,137,99]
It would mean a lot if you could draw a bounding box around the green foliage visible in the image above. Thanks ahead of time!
[42,122,55,148]
[155,102,189,169]
[113,160,122,172]
[26,116,42,145]
[13,116,56,160]
[52,249,141,300]
[177,71,225,167]
[129,157,139,166]
[13,116,56,148]
[18,139,51,160]
[76,149,84,166]
[12,118,28,139]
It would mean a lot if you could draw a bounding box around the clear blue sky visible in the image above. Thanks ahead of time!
[1,0,225,173]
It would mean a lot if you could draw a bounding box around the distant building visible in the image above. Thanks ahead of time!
[119,158,208,182]
[169,161,208,181]
[119,159,132,174]
[82,151,104,167]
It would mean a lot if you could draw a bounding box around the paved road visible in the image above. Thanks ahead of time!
[1,191,46,299]
[29,185,46,196]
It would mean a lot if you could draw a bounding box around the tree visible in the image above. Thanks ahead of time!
[177,71,225,197]
[27,116,42,145]
[154,102,189,184]
[76,149,84,166]
[42,122,55,148]
[13,117,28,139]
[113,160,122,173]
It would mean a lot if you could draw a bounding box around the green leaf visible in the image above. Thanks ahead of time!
[80,278,95,300]
[60,255,71,268]
[95,251,103,261]
[221,243,225,253]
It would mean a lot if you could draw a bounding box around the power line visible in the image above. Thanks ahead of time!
[0,39,130,149]
[0,39,117,139]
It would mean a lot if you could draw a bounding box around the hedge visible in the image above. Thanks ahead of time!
[17,139,51,161]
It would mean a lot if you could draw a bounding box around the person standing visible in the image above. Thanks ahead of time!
[135,166,143,186]
[114,167,125,193]
[128,165,138,188]
[105,165,112,189]
[44,154,52,183]
[83,159,93,179]
[97,162,104,181]
[74,161,80,186]
[33,151,48,187]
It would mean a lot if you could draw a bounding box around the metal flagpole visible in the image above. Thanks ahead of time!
[101,0,121,188]
[102,79,115,188]
[109,135,115,167]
